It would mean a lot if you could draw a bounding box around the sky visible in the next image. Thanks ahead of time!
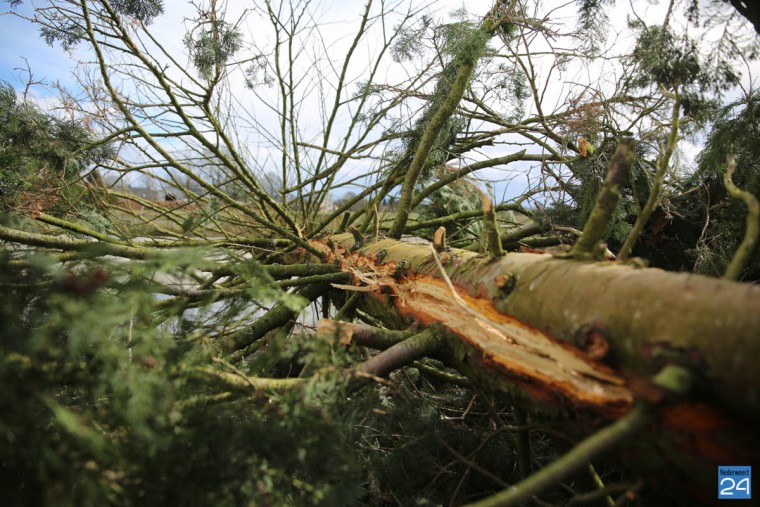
[0,0,509,194]
[1,0,757,203]
[0,3,75,90]
[0,0,491,94]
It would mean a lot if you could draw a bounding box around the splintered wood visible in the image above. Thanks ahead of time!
[313,235,633,417]
[395,276,632,416]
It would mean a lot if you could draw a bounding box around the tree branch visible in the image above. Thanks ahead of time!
[572,139,636,257]
[723,154,760,281]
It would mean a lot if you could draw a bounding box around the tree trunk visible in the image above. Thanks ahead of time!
[307,232,760,502]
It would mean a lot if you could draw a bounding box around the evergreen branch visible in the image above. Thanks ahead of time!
[461,221,546,252]
[0,224,150,259]
[333,292,362,321]
[483,196,505,258]
[261,263,340,279]
[436,434,510,488]
[34,212,130,245]
[404,203,531,233]
[413,361,471,387]
[318,319,415,349]
[195,366,305,392]
[410,151,535,209]
[572,139,636,257]
[214,282,328,355]
[388,1,515,238]
[145,237,293,249]
[464,366,692,507]
[275,272,350,288]
[618,94,680,261]
[148,272,347,300]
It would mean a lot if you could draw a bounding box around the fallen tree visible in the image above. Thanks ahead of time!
[300,229,760,503]
[3,219,758,504]
[4,0,760,505]
[312,232,760,419]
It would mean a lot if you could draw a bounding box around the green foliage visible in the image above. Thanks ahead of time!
[574,0,614,54]
[691,93,760,278]
[33,0,164,49]
[541,141,653,246]
[573,150,640,244]
[625,22,739,124]
[436,20,490,65]
[246,323,554,505]
[110,0,164,23]
[184,21,243,80]
[244,55,275,89]
[0,82,114,219]
[418,176,485,242]
[491,61,530,123]
[391,15,433,63]
[6,1,758,504]
[400,73,470,180]
[1,245,562,506]
[615,94,760,279]
[354,374,565,506]
[628,25,702,90]
[698,94,760,192]
[0,250,359,506]
[391,13,494,182]
[40,23,86,52]
[392,10,491,65]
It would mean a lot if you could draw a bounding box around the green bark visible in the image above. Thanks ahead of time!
[321,233,760,420]
[572,139,635,256]
[388,2,514,238]
[482,196,505,257]
[356,327,444,379]
[723,154,760,281]
[214,282,329,354]
[618,97,680,261]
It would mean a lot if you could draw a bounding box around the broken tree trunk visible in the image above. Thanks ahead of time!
[306,232,760,503]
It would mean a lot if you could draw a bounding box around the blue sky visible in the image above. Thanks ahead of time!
[0,0,487,96]
[0,0,517,195]
[0,3,82,94]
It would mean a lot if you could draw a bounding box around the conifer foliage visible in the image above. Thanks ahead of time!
[1,0,759,505]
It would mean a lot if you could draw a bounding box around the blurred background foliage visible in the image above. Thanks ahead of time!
[0,248,559,506]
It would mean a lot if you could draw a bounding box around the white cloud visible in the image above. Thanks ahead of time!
[3,0,758,201]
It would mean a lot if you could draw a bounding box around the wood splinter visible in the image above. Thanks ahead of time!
[348,225,364,243]
[433,226,447,252]
[482,195,504,258]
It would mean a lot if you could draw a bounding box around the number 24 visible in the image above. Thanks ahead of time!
[720,477,751,496]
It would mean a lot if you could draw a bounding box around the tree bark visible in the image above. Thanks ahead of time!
[313,233,760,417]
[306,232,760,501]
